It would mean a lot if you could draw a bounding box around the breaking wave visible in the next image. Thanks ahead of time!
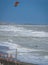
[0,25,48,37]
[0,41,48,64]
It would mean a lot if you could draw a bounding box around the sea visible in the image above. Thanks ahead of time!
[0,25,48,65]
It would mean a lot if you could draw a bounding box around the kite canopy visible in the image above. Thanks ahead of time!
[14,1,19,7]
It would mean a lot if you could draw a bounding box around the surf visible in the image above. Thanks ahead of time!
[0,25,48,37]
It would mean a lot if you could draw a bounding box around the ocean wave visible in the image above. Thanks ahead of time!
[0,25,48,37]
[0,41,42,52]
[0,41,48,64]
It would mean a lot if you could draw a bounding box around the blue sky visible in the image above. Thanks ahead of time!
[0,0,48,24]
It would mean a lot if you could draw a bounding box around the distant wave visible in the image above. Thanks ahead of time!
[0,25,48,37]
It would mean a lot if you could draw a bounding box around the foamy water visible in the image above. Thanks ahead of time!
[0,25,48,37]
[0,25,48,65]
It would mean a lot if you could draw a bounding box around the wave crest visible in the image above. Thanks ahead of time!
[0,25,48,37]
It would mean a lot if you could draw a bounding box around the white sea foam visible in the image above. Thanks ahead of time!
[0,41,48,64]
[0,25,48,37]
[0,25,48,64]
[0,41,42,52]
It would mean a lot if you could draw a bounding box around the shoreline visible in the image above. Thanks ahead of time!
[0,58,37,65]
